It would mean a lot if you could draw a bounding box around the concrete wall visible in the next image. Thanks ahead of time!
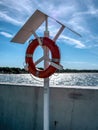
[0,84,98,130]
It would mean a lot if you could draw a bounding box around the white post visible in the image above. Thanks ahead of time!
[43,16,49,130]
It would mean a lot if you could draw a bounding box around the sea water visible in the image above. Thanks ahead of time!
[0,73,98,87]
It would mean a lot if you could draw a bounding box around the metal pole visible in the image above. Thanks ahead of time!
[43,16,49,130]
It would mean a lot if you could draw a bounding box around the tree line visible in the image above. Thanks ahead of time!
[0,67,27,74]
[0,67,98,74]
[57,68,98,73]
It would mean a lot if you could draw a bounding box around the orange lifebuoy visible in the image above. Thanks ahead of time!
[25,37,60,78]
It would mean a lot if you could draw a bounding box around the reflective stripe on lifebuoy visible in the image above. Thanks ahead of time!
[25,37,60,78]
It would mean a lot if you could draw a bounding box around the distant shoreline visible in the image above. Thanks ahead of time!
[0,67,98,74]
[0,67,28,74]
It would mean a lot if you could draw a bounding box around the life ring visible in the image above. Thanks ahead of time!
[25,37,60,78]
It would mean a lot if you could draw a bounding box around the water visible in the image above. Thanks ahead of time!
[0,73,98,87]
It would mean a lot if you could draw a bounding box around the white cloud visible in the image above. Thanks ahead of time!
[0,0,34,15]
[2,0,76,21]
[0,0,36,26]
[69,1,98,33]
[86,1,98,17]
[73,6,98,18]
[0,12,23,26]
[60,35,85,48]
[0,31,13,38]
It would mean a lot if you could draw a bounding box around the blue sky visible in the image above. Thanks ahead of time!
[0,0,98,69]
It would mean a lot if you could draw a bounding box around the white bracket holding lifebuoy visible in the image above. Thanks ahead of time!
[50,60,63,70]
[53,25,65,42]
[33,31,43,46]
[35,56,44,65]
[34,56,63,70]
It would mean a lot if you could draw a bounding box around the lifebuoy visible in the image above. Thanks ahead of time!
[25,37,60,78]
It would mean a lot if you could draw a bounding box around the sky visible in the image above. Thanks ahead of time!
[0,0,98,70]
